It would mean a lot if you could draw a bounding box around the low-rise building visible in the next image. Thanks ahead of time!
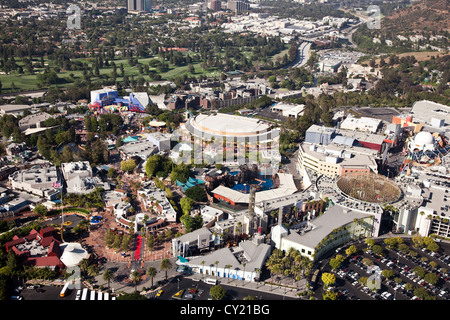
[339,115,382,133]
[297,142,378,178]
[180,235,270,282]
[61,161,92,181]
[9,166,61,200]
[18,112,52,131]
[271,204,374,261]
[143,132,171,153]
[0,104,32,116]
[118,139,158,160]
[270,102,305,119]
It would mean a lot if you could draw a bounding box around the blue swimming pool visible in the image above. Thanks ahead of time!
[232,178,274,193]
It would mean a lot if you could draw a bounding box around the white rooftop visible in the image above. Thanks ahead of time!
[191,113,270,136]
[340,115,381,133]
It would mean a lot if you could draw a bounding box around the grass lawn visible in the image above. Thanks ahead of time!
[0,46,284,93]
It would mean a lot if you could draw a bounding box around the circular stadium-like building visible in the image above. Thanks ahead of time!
[336,172,402,204]
[186,113,280,142]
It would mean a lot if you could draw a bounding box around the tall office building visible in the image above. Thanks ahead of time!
[227,0,249,13]
[128,0,151,12]
[209,0,221,11]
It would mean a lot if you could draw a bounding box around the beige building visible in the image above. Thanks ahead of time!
[297,142,378,178]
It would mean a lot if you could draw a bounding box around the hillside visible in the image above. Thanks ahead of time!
[381,0,450,33]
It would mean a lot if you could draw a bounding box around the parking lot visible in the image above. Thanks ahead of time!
[152,276,296,301]
[319,238,450,300]
[13,284,76,300]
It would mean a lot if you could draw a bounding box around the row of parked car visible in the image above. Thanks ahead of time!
[334,255,392,300]
[369,246,450,300]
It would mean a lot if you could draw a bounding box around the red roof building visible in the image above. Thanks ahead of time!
[5,227,64,270]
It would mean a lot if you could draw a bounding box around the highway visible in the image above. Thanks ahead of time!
[292,41,311,68]
[286,41,312,69]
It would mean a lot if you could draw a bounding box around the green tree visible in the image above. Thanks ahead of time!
[121,159,136,173]
[345,245,357,256]
[413,266,426,279]
[160,258,172,280]
[146,267,157,288]
[209,284,226,300]
[424,273,439,286]
[185,185,207,202]
[103,269,115,289]
[180,197,194,216]
[323,290,338,300]
[321,272,336,289]
[382,269,395,279]
[130,270,141,292]
[33,204,48,216]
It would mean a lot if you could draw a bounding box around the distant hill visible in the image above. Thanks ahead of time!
[381,0,450,33]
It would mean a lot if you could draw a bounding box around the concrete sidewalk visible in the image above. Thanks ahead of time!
[91,258,179,295]
[91,259,306,299]
[184,273,305,299]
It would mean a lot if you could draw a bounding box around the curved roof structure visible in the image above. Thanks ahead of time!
[332,134,355,147]
[409,131,436,152]
[186,113,280,142]
[59,242,89,267]
[414,131,434,146]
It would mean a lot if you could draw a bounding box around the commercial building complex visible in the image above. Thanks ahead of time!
[297,141,378,178]
[9,166,61,200]
[179,113,280,168]
[89,87,150,113]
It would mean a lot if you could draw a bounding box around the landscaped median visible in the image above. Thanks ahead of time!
[49,207,91,217]
[172,289,185,300]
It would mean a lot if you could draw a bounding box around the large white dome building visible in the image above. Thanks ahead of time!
[408,131,436,152]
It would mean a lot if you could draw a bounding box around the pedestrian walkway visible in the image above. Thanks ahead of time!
[92,258,307,299]
[183,273,305,299]
[92,258,179,295]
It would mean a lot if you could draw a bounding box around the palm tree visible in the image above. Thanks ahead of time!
[254,268,260,286]
[146,266,157,287]
[87,264,99,279]
[214,260,219,279]
[130,270,141,292]
[270,263,283,291]
[160,258,172,280]
[225,264,232,283]
[242,262,246,284]
[103,269,115,290]
[78,258,90,279]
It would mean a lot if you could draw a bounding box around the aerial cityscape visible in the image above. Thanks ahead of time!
[0,0,449,307]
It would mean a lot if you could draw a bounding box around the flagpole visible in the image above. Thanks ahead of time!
[61,186,64,242]
[53,181,64,242]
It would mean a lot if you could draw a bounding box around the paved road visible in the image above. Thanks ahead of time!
[157,276,298,301]
[292,42,311,68]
